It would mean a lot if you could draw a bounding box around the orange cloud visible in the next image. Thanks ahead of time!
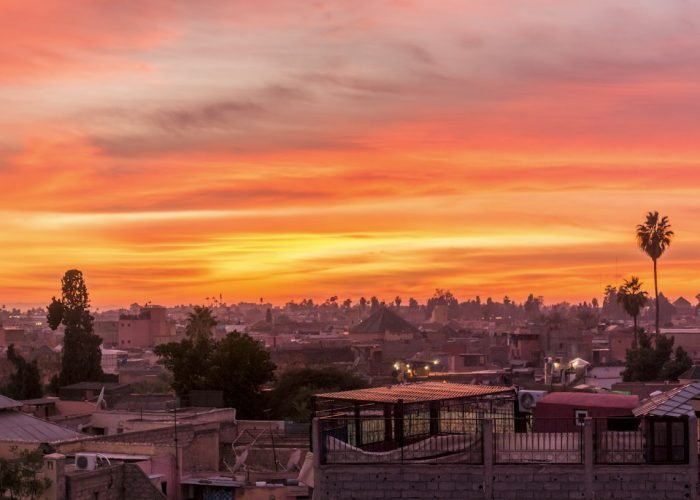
[3,1,700,307]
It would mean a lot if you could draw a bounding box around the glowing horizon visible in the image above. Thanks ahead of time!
[3,1,700,309]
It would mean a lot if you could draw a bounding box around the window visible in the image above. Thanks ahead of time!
[574,409,588,426]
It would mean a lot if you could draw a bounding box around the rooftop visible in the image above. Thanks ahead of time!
[633,382,700,417]
[0,411,83,443]
[349,307,419,335]
[315,382,515,404]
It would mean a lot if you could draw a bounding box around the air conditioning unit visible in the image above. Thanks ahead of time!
[75,453,98,471]
[517,390,547,413]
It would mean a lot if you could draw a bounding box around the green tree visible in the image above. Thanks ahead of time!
[185,305,217,341]
[636,211,674,336]
[269,367,367,422]
[616,276,648,347]
[47,270,102,386]
[0,448,51,500]
[3,345,42,400]
[207,332,276,418]
[155,308,276,418]
[622,330,691,382]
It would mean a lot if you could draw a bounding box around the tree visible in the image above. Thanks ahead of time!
[186,305,218,341]
[47,270,102,386]
[622,330,691,382]
[155,308,276,418]
[394,296,402,309]
[636,211,674,336]
[369,296,380,313]
[408,297,419,310]
[269,367,367,422]
[2,345,42,400]
[0,448,51,500]
[616,276,648,347]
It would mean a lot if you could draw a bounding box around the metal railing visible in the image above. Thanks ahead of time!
[320,415,483,465]
[593,417,645,464]
[318,414,691,466]
[493,417,583,464]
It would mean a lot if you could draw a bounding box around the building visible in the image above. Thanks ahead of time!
[118,306,176,348]
[312,382,698,499]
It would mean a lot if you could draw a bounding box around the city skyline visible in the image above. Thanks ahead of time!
[3,1,700,308]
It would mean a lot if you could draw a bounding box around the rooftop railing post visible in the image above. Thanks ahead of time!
[312,417,323,466]
[482,419,493,497]
[395,399,404,463]
[688,415,697,500]
[353,403,362,448]
[584,417,593,500]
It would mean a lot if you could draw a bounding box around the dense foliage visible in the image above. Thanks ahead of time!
[622,330,691,382]
[0,448,51,499]
[47,270,103,386]
[1,345,42,400]
[269,367,368,422]
[155,307,276,418]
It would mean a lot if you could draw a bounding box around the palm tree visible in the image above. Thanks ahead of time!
[186,305,218,342]
[616,276,648,347]
[636,211,674,337]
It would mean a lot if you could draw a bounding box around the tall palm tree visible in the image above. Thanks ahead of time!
[616,276,648,347]
[636,211,674,337]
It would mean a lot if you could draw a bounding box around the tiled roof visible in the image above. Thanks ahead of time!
[350,307,419,335]
[315,382,515,404]
[633,382,700,417]
[0,411,84,443]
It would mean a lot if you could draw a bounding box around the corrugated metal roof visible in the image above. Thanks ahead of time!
[0,396,22,410]
[633,382,700,417]
[315,382,515,404]
[0,411,84,443]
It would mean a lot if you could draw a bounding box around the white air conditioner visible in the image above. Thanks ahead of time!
[75,453,98,471]
[517,390,547,413]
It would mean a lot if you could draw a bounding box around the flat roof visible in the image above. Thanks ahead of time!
[315,382,515,404]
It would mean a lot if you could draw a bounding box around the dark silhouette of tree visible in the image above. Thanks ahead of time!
[369,296,380,313]
[426,289,460,319]
[269,367,367,422]
[394,296,402,309]
[2,345,42,400]
[342,298,352,309]
[155,307,276,418]
[523,294,542,320]
[636,211,674,336]
[616,276,648,347]
[622,330,691,382]
[408,297,418,310]
[47,270,102,386]
[359,297,367,313]
[186,305,218,341]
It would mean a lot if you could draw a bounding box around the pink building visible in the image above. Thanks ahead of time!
[118,306,175,348]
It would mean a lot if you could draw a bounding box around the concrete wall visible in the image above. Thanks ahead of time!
[315,418,699,500]
[65,463,166,500]
[317,464,695,500]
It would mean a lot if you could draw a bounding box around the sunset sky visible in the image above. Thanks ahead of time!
[3,0,700,309]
